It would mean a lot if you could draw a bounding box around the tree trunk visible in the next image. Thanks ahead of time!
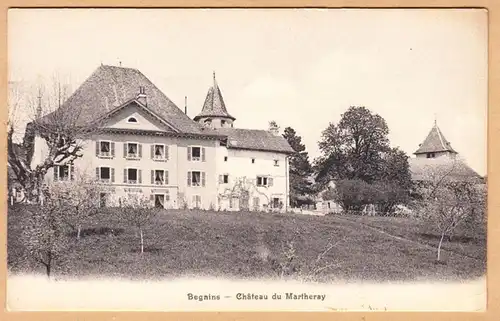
[437,231,445,261]
[140,229,144,254]
[46,252,52,279]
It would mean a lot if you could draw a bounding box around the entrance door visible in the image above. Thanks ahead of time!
[154,194,165,209]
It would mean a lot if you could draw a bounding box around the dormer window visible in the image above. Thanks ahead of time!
[127,117,138,123]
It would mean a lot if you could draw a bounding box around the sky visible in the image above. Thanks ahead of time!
[8,9,487,175]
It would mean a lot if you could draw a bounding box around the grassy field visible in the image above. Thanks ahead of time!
[7,205,486,282]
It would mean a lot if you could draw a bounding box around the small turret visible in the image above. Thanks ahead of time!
[194,72,235,129]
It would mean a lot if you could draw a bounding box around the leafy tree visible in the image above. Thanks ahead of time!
[316,106,390,184]
[315,106,412,213]
[282,127,316,207]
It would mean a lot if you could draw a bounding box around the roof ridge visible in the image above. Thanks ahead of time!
[435,125,446,149]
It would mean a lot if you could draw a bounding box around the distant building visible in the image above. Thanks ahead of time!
[31,65,293,211]
[409,122,482,182]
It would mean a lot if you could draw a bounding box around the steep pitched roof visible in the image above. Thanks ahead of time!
[214,128,294,154]
[414,123,457,155]
[409,157,482,182]
[194,73,235,121]
[40,65,205,134]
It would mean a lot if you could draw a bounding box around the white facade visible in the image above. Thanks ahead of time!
[31,104,290,211]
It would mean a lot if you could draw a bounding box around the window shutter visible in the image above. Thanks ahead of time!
[54,166,59,181]
[151,145,154,159]
[123,143,127,158]
[150,194,154,202]
[165,171,169,185]
[138,144,142,158]
[165,146,169,160]
[96,167,100,180]
[165,190,170,201]
[268,177,274,187]
[138,169,142,184]
[187,147,192,161]
[187,171,191,186]
[219,175,223,184]
[96,141,100,157]
[202,148,206,162]
[111,142,115,157]
[151,170,154,184]
[202,172,206,187]
[123,169,127,183]
[111,168,115,183]
[70,165,75,181]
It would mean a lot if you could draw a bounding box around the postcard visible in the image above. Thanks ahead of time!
[6,8,487,312]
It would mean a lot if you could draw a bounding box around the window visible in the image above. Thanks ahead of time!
[54,164,73,181]
[96,140,115,158]
[188,171,206,187]
[151,144,168,160]
[219,174,229,184]
[427,152,436,158]
[204,119,212,127]
[124,142,141,159]
[151,169,168,185]
[274,159,279,166]
[127,117,138,123]
[96,166,115,183]
[272,197,281,209]
[124,168,142,184]
[188,146,205,162]
[221,120,226,127]
[256,176,273,187]
[224,156,228,162]
[251,158,255,164]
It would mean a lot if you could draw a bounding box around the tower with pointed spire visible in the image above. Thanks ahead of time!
[413,121,458,159]
[194,72,236,128]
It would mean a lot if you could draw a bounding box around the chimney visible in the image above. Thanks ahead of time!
[268,121,280,136]
[136,86,147,106]
[184,96,188,115]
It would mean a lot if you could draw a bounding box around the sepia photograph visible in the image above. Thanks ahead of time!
[6,8,487,311]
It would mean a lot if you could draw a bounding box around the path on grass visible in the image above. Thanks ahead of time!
[331,215,482,261]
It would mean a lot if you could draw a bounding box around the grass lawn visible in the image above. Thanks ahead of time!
[7,205,485,282]
[338,214,486,261]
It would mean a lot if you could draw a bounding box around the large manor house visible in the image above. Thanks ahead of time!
[31,65,294,211]
[26,64,481,212]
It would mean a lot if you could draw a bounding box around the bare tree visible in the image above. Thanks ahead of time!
[49,172,104,239]
[119,194,157,254]
[416,157,485,261]
[22,186,70,278]
[7,75,100,203]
